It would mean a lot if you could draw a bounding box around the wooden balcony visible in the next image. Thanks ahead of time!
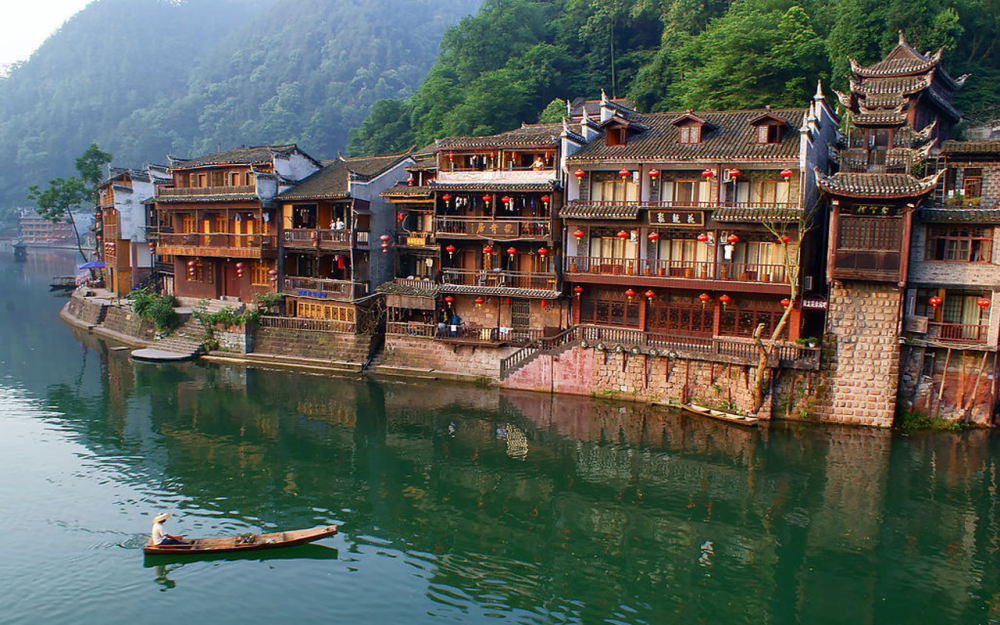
[566,199,802,210]
[926,322,990,345]
[565,256,790,294]
[396,232,437,248]
[832,249,901,282]
[283,228,354,251]
[440,268,558,296]
[259,315,355,334]
[282,276,368,301]
[103,223,120,240]
[156,232,277,259]
[435,216,550,240]
[387,321,543,346]
[159,185,256,197]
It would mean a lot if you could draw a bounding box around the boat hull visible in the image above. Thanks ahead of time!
[143,525,338,555]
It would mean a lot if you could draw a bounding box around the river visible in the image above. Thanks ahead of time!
[1,247,999,624]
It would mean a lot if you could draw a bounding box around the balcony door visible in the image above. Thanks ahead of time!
[223,262,241,300]
[591,172,638,203]
[647,294,713,337]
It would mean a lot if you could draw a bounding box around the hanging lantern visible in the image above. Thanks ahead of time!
[698,293,711,306]
[540,195,551,209]
[726,234,739,244]
[929,295,943,310]
[445,244,457,258]
[504,297,512,305]
[648,169,661,179]
[573,286,584,297]
[780,298,791,308]
[573,229,585,242]
[407,175,415,186]
[540,300,548,309]
[728,168,741,179]
[616,230,629,240]
[483,244,494,255]
[381,243,390,254]
[574,169,586,179]
[647,231,660,242]
[444,295,455,307]
[644,290,656,302]
[702,169,714,178]
[780,235,791,243]
[501,195,512,207]
[235,261,245,277]
[780,168,793,179]
[187,259,197,268]
[474,296,485,307]
[482,194,492,203]
[148,241,155,254]
[719,294,731,307]
[618,168,630,180]
[379,234,391,243]
[625,288,637,300]
[268,269,278,282]
[537,247,549,257]
[95,234,103,242]
[977,297,991,310]
[442,193,452,203]
[506,246,517,257]
[697,233,709,243]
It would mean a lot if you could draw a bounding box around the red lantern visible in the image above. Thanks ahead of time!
[719,294,731,306]
[482,194,492,203]
[444,295,455,306]
[269,269,278,282]
[537,247,549,257]
[187,260,196,268]
[728,168,741,179]
[643,290,656,301]
[929,295,943,310]
[474,297,485,307]
[977,297,991,310]
[647,231,660,242]
[648,169,660,179]
[780,168,793,179]
[501,196,512,205]
[616,230,630,240]
[574,169,586,179]
[573,286,584,296]
[442,194,452,203]
[504,297,512,305]
[541,195,551,205]
[407,176,415,186]
[619,168,630,180]
[781,298,791,308]
[780,235,790,243]
[379,234,391,242]
[698,293,711,306]
[697,233,709,243]
[702,169,714,178]
[506,246,517,257]
[483,245,494,255]
[445,244,457,258]
[573,229,585,242]
[541,300,548,308]
[726,234,739,244]
[625,288,637,300]
[95,234,102,241]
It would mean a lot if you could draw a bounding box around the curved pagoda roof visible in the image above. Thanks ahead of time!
[815,170,942,200]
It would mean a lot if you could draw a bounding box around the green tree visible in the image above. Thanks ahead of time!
[538,98,568,123]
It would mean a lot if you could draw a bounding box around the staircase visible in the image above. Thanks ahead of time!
[499,326,580,380]
[149,314,207,359]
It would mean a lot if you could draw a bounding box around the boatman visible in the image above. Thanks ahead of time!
[151,513,188,546]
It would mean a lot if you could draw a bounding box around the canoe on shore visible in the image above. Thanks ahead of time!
[681,403,759,428]
[143,525,338,555]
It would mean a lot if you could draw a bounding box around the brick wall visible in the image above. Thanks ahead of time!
[378,335,518,380]
[810,282,903,427]
[251,326,375,363]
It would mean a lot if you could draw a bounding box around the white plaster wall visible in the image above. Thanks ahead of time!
[274,151,321,182]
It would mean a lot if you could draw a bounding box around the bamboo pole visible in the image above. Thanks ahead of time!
[937,346,952,415]
[966,351,989,415]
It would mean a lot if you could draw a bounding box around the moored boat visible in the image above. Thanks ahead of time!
[681,403,759,428]
[143,524,338,555]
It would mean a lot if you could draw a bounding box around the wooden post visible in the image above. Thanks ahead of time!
[937,346,952,415]
[967,351,989,415]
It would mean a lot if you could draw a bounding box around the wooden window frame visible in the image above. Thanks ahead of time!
[925,225,992,263]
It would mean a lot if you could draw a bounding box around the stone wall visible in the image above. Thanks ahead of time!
[502,345,772,418]
[251,326,375,364]
[377,335,518,380]
[809,281,903,427]
[898,344,997,426]
[217,325,251,354]
[101,305,156,343]
[63,294,106,327]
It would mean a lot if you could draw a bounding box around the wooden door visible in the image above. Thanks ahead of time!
[224,262,241,300]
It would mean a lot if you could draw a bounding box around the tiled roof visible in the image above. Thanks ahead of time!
[427,182,557,193]
[279,153,410,201]
[439,283,560,300]
[853,111,907,126]
[712,206,802,223]
[921,208,1000,223]
[566,108,805,163]
[941,140,1000,155]
[849,40,940,77]
[377,280,440,296]
[171,145,300,169]
[561,201,640,220]
[381,185,433,198]
[569,97,635,119]
[852,75,931,95]
[437,124,563,150]
[816,171,939,199]
[409,156,437,171]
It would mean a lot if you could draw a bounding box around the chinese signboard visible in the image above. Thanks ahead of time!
[648,210,705,227]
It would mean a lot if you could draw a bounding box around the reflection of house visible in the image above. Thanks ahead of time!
[275,153,413,332]
[97,165,170,295]
[561,91,836,361]
[154,145,321,302]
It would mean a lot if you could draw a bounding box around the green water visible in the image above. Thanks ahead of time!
[2,248,1000,624]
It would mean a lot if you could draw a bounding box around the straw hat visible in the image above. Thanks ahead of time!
[153,513,170,524]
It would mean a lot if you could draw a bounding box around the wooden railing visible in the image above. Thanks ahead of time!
[283,229,354,249]
[565,256,789,284]
[441,268,557,291]
[397,232,436,247]
[282,276,367,300]
[159,185,256,197]
[259,315,354,334]
[386,321,437,337]
[393,277,438,291]
[435,216,550,239]
[387,321,542,345]
[157,232,276,250]
[565,199,801,210]
[926,322,989,344]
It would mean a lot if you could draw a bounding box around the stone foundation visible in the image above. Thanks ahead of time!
[898,344,998,426]
[251,326,376,364]
[376,335,518,380]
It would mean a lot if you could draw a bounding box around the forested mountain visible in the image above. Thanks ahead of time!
[349,0,1000,156]
[0,0,479,214]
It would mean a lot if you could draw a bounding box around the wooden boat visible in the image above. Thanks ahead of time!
[143,524,338,555]
[681,403,759,428]
[49,276,76,291]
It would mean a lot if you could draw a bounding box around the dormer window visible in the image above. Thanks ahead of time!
[601,116,635,147]
[749,112,788,144]
[671,112,708,145]
[679,125,702,144]
[756,125,781,144]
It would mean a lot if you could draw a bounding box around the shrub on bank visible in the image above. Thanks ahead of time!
[130,290,180,332]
